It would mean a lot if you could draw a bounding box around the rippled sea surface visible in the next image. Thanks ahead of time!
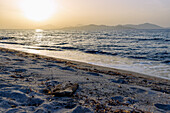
[0,29,170,79]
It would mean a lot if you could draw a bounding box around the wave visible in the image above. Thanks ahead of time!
[0,36,16,40]
[84,50,118,55]
[0,29,169,65]
[138,38,164,41]
[0,42,24,45]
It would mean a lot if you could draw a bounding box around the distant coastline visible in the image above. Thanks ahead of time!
[1,23,170,30]
[60,23,164,30]
[38,23,169,30]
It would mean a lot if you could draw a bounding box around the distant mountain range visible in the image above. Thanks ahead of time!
[0,23,169,30]
[60,23,164,30]
[124,23,163,29]
[60,24,133,30]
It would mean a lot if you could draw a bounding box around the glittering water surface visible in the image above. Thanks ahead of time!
[0,29,170,79]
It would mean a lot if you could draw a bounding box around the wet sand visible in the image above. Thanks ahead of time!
[0,47,170,113]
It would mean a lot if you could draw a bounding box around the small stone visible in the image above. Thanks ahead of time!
[118,85,122,88]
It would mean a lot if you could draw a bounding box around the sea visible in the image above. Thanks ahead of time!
[0,29,170,80]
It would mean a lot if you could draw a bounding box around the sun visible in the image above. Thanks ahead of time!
[20,0,56,21]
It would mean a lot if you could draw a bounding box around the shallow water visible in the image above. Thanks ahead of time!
[0,29,170,79]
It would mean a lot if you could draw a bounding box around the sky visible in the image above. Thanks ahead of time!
[0,0,170,29]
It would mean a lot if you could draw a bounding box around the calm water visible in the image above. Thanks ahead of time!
[0,29,170,79]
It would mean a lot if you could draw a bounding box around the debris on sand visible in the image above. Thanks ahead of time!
[44,82,79,97]
[112,109,151,113]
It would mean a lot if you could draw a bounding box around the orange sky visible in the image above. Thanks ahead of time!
[0,0,170,29]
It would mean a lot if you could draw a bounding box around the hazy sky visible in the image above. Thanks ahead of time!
[0,0,170,29]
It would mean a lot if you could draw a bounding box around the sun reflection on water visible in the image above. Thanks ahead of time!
[35,29,43,32]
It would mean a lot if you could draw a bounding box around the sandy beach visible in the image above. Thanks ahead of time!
[0,47,170,113]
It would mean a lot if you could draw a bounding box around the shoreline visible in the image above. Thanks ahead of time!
[0,46,169,82]
[0,46,170,112]
[0,43,169,80]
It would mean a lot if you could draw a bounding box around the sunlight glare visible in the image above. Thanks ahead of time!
[35,29,43,32]
[20,0,56,21]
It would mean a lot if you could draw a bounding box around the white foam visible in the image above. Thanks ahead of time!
[1,43,170,80]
